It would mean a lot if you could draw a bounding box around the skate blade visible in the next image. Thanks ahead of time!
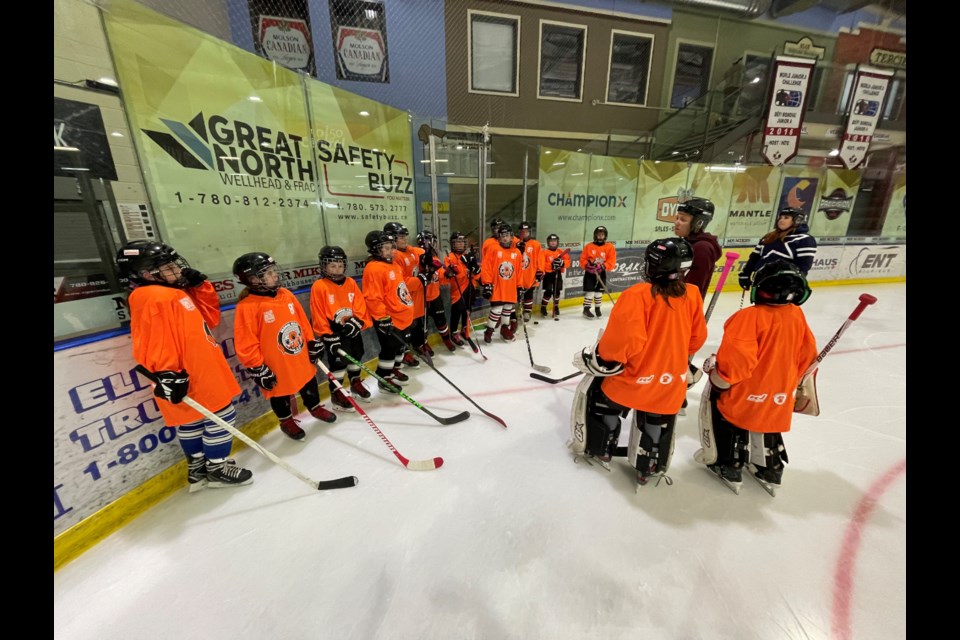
[333,405,356,412]
[750,474,778,497]
[705,467,741,495]
[188,480,207,493]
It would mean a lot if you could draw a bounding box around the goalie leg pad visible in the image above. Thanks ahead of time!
[713,414,749,470]
[628,413,677,474]
[568,374,594,456]
[586,379,626,457]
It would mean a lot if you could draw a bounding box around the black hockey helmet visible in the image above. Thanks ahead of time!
[546,233,560,250]
[233,252,283,294]
[318,245,348,282]
[383,221,409,237]
[116,240,191,288]
[750,259,811,306]
[366,230,396,260]
[417,230,436,249]
[643,237,693,282]
[593,226,608,245]
[676,197,715,234]
[450,231,467,254]
[489,216,505,233]
[496,222,514,248]
[777,207,807,226]
[518,221,533,240]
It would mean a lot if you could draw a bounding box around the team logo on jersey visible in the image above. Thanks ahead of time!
[773,393,788,405]
[522,253,530,270]
[747,393,768,403]
[332,308,355,325]
[178,296,196,311]
[277,321,305,355]
[498,261,516,279]
[659,373,674,385]
[264,310,276,323]
[397,281,413,306]
[636,375,654,384]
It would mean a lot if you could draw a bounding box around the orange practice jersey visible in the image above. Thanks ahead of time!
[713,304,818,434]
[309,276,373,337]
[394,245,437,310]
[581,242,617,272]
[516,238,542,289]
[362,259,421,331]
[598,282,707,414]
[128,282,240,426]
[443,252,476,304]
[481,245,523,303]
[483,235,517,260]
[540,247,570,273]
[234,288,317,399]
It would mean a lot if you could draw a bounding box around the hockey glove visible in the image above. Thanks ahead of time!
[152,369,189,404]
[572,345,624,377]
[341,316,364,339]
[738,272,752,290]
[307,339,324,364]
[416,273,430,289]
[444,264,459,279]
[687,361,703,389]
[246,364,277,391]
[375,317,394,337]
[481,283,493,299]
[465,254,481,275]
[701,354,717,374]
[517,241,526,254]
[535,270,544,284]
[181,268,207,288]
[552,257,565,271]
[321,333,341,360]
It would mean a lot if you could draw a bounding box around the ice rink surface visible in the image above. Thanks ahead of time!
[54,282,906,640]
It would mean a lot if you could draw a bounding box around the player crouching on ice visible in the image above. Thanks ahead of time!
[695,260,817,496]
[568,237,707,488]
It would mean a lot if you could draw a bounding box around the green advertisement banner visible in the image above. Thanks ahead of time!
[632,161,689,245]
[724,166,780,243]
[687,163,734,240]
[535,147,598,250]
[880,172,906,239]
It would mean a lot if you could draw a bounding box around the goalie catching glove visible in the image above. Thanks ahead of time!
[572,343,624,377]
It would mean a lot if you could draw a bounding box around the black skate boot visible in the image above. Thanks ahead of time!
[583,307,595,318]
[706,463,743,494]
[186,454,207,492]
[594,306,602,318]
[206,459,254,488]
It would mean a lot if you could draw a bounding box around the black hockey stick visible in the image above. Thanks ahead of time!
[452,268,486,360]
[516,288,550,373]
[393,329,508,429]
[334,349,470,426]
[689,252,740,383]
[135,365,358,491]
[530,370,583,384]
[315,360,442,470]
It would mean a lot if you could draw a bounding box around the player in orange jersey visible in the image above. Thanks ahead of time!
[441,230,480,349]
[698,260,817,494]
[384,222,433,365]
[570,237,707,488]
[480,222,523,343]
[580,226,617,318]
[514,221,543,323]
[539,234,570,321]
[311,245,373,411]
[233,252,336,442]
[116,241,253,491]
[417,230,456,352]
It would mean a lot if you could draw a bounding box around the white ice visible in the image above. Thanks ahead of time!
[53,282,906,640]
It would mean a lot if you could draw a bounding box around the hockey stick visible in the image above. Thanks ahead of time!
[452,266,486,360]
[393,329,509,429]
[549,248,571,321]
[334,348,470,426]
[315,360,443,471]
[704,252,741,324]
[530,370,583,384]
[800,293,877,381]
[516,288,551,373]
[134,365,358,491]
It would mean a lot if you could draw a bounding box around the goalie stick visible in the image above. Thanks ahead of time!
[135,365,358,491]
[334,349,470,426]
[794,293,877,416]
[315,360,443,471]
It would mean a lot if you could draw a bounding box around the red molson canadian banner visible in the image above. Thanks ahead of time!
[838,66,894,169]
[761,56,816,167]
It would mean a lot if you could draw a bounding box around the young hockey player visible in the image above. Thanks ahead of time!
[384,222,425,366]
[539,234,569,321]
[417,230,456,351]
[570,237,707,487]
[116,240,253,490]
[515,221,543,323]
[233,252,336,441]
[310,245,373,411]
[480,222,523,343]
[738,207,818,288]
[442,231,481,348]
[699,260,817,494]
[481,216,511,259]
[673,197,722,299]
[362,229,429,392]
[580,225,617,318]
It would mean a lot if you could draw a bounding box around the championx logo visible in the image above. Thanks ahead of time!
[547,192,627,208]
[142,113,315,186]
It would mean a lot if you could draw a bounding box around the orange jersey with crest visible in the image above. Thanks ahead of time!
[598,282,707,414]
[443,252,476,304]
[516,238,542,289]
[581,242,617,271]
[233,288,317,399]
[481,246,523,303]
[310,276,372,337]
[361,259,421,330]
[128,282,240,426]
[540,247,570,273]
[394,246,436,310]
[713,304,818,433]
[483,235,517,261]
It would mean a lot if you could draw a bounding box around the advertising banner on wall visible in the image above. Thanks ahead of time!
[761,56,815,166]
[724,166,780,244]
[535,148,598,250]
[809,168,860,240]
[880,172,906,239]
[257,15,314,73]
[838,66,894,170]
[632,160,689,246]
[775,169,820,228]
[686,163,735,240]
[329,0,390,83]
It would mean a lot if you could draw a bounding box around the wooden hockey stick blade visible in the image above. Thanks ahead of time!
[530,371,583,384]
[404,457,445,471]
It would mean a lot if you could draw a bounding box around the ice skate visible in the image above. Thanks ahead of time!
[449,332,465,348]
[279,416,306,440]
[483,327,494,344]
[402,351,420,368]
[441,334,457,352]
[390,367,410,385]
[349,377,372,403]
[206,459,254,488]
[500,325,516,342]
[186,455,207,492]
[582,307,595,319]
[594,306,602,318]
[330,388,354,412]
[705,463,742,495]
[540,306,548,318]
[636,462,674,491]
[747,463,780,497]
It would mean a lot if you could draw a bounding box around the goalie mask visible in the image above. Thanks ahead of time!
[643,237,693,282]
[318,245,348,283]
[233,252,283,294]
[116,240,192,289]
[750,259,811,306]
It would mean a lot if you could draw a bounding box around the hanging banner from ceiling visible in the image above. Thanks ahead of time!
[837,66,894,170]
[761,56,816,167]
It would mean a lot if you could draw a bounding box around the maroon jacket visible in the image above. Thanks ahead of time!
[686,232,722,299]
